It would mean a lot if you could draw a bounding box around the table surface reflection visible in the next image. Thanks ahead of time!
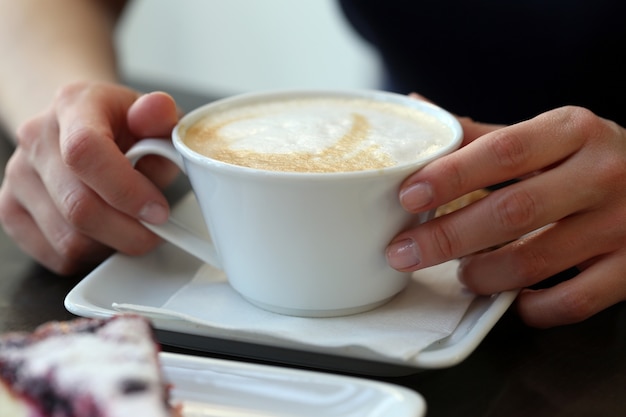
[1,84,625,417]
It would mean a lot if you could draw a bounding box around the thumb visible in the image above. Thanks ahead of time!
[127,91,179,138]
[126,91,181,189]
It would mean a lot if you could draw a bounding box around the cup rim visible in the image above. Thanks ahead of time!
[172,88,463,179]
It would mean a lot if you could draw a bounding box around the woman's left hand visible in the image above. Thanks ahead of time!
[386,106,626,328]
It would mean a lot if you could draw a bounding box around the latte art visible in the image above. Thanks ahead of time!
[183,97,453,173]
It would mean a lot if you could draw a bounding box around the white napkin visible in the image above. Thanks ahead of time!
[114,260,474,363]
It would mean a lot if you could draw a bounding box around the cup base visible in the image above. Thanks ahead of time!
[241,295,396,318]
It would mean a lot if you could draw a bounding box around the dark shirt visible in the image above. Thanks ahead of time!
[338,0,626,126]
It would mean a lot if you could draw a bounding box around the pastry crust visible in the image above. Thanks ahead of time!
[436,188,490,217]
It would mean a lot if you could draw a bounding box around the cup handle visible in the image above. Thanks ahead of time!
[125,139,222,268]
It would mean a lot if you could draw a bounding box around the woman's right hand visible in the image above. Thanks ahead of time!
[0,81,180,275]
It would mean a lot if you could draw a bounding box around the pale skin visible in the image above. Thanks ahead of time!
[0,1,625,328]
[0,0,179,273]
[0,84,179,274]
[386,108,626,328]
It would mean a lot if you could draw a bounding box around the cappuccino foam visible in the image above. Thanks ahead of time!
[183,97,453,173]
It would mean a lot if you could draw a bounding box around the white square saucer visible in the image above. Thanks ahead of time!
[65,193,517,376]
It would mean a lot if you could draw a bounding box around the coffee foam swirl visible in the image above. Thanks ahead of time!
[183,97,452,173]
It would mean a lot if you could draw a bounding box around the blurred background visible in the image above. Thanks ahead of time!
[115,0,382,98]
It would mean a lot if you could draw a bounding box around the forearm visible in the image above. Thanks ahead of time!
[0,0,128,139]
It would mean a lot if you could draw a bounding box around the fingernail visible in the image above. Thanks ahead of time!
[139,202,168,224]
[400,182,433,212]
[386,238,421,270]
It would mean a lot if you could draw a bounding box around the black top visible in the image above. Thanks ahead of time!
[338,0,626,126]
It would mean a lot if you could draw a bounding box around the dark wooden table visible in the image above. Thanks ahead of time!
[1,85,625,417]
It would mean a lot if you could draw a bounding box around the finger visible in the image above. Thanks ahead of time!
[0,193,88,274]
[17,116,165,261]
[0,179,59,271]
[127,92,181,189]
[515,250,626,328]
[55,88,171,224]
[399,107,590,214]
[4,204,112,275]
[387,157,597,271]
[0,153,110,274]
[458,206,624,294]
[127,91,178,137]
[32,143,165,257]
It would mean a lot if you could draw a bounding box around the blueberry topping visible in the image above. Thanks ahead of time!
[120,378,149,395]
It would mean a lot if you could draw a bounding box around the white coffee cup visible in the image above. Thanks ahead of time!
[126,89,463,317]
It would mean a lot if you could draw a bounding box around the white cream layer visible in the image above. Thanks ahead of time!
[0,317,170,417]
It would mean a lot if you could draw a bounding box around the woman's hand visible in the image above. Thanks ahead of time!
[0,81,180,275]
[387,106,626,328]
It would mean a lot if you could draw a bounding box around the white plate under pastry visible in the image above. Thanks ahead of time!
[162,351,425,417]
